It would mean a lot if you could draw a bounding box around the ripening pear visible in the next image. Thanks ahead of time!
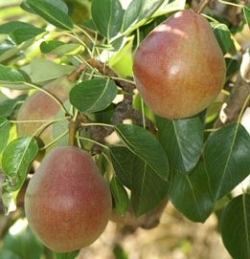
[24,146,112,252]
[17,75,72,148]
[133,9,226,119]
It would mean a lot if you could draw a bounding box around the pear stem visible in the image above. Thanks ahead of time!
[196,0,213,14]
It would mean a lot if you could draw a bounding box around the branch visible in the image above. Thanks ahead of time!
[215,50,250,127]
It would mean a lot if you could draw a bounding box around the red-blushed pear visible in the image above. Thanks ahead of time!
[24,146,112,253]
[17,75,72,149]
[133,9,226,119]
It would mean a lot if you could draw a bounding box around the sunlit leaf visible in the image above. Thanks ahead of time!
[204,123,250,200]
[156,116,204,172]
[40,41,83,56]
[0,65,25,83]
[221,194,250,259]
[0,117,11,152]
[2,137,38,192]
[24,0,73,30]
[69,78,117,113]
[91,0,124,40]
[115,124,169,181]
[0,93,26,118]
[243,5,250,29]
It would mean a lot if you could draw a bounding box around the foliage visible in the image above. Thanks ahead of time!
[0,0,250,258]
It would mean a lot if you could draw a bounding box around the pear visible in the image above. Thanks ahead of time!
[17,75,72,148]
[24,146,112,252]
[133,9,226,119]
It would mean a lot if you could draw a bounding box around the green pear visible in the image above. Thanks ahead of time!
[133,9,226,119]
[17,75,72,149]
[24,146,112,252]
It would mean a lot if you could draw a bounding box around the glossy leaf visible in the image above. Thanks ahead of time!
[122,0,164,32]
[115,124,169,181]
[204,123,250,200]
[24,0,73,30]
[168,162,215,222]
[110,146,135,189]
[91,0,124,39]
[131,155,168,216]
[156,116,204,172]
[0,65,25,83]
[110,176,129,215]
[0,21,45,44]
[40,41,83,56]
[225,57,240,80]
[244,5,250,29]
[2,137,38,192]
[0,118,11,152]
[110,145,168,216]
[121,0,143,31]
[0,94,27,117]
[221,194,250,259]
[69,78,117,113]
[10,27,45,45]
[212,22,232,55]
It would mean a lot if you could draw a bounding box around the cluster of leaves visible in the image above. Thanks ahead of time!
[0,0,250,259]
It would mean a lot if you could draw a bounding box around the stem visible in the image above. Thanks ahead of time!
[24,82,68,115]
[195,0,213,14]
[80,122,115,129]
[77,136,109,151]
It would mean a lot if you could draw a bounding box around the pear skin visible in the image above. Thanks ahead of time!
[133,9,226,119]
[24,146,112,252]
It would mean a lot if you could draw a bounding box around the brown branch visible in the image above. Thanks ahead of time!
[215,50,250,127]
[195,0,214,14]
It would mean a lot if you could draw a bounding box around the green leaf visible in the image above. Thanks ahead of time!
[168,162,215,222]
[0,21,40,34]
[131,155,168,216]
[21,59,75,84]
[121,0,143,32]
[244,5,250,29]
[55,250,80,259]
[110,145,168,216]
[110,146,136,189]
[3,221,44,259]
[115,124,169,181]
[0,94,26,118]
[110,176,129,215]
[212,22,232,55]
[24,0,73,30]
[69,78,117,113]
[0,65,25,83]
[10,27,45,45]
[121,0,164,32]
[0,249,21,259]
[0,118,11,152]
[2,137,38,192]
[221,194,250,259]
[156,116,204,172]
[91,0,124,40]
[40,40,83,56]
[225,57,240,80]
[204,123,250,200]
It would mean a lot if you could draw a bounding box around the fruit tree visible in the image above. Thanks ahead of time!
[0,0,250,259]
